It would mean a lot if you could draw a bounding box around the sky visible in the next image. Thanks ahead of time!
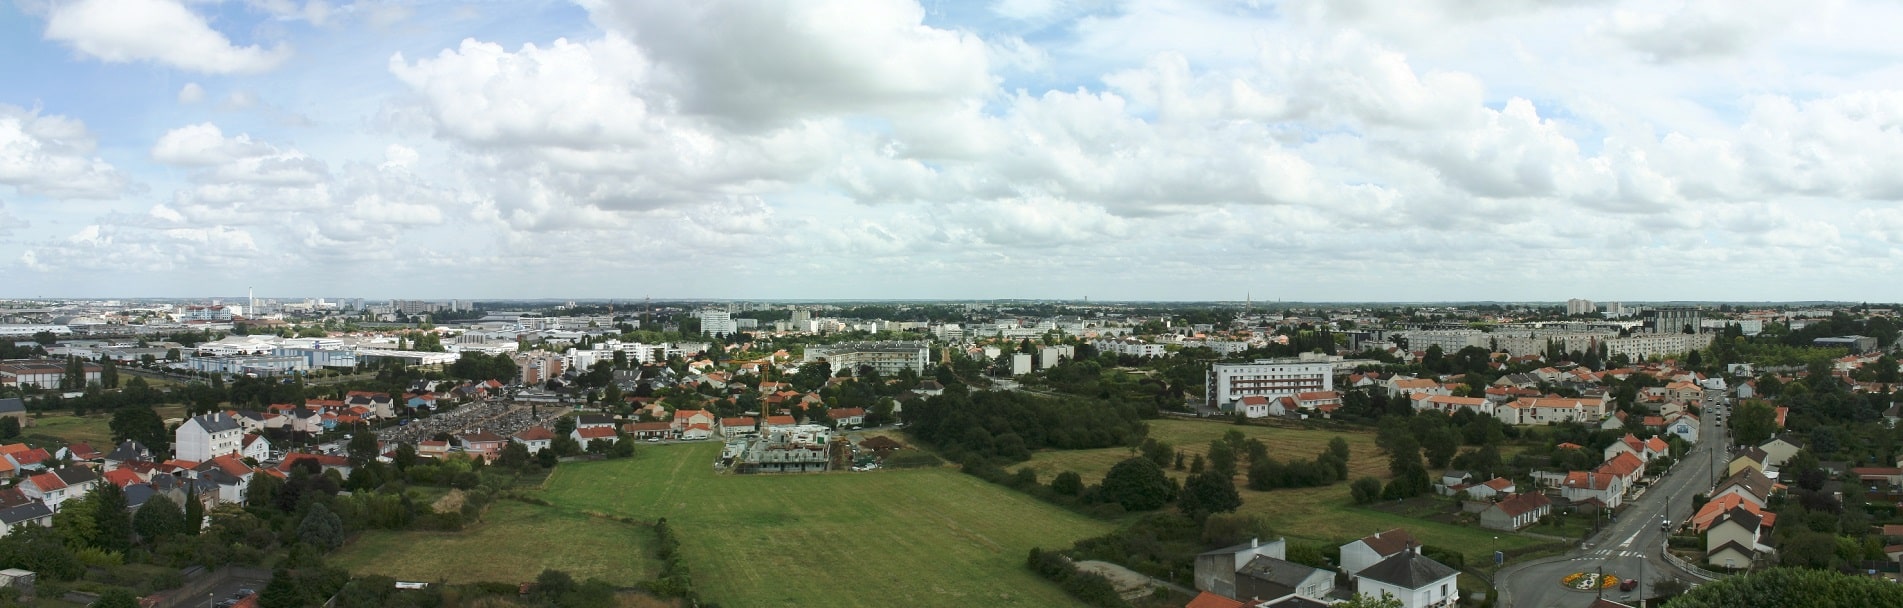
[2,0,1902,302]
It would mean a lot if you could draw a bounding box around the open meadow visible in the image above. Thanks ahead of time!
[23,404,189,448]
[541,442,1114,608]
[332,499,660,586]
[1024,418,1552,566]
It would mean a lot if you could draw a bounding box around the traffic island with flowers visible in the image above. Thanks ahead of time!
[1560,572,1620,591]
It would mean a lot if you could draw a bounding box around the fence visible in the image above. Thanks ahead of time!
[1661,547,1729,582]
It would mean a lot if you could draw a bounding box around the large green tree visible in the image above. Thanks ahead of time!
[1099,457,1174,512]
[132,494,184,542]
[110,406,170,455]
[1664,567,1903,608]
[1732,400,1778,446]
[296,503,345,551]
[90,482,133,553]
[1177,469,1242,521]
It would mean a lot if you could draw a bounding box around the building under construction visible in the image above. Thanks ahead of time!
[728,424,851,473]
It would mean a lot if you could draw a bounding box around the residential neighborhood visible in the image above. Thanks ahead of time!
[0,298,1897,608]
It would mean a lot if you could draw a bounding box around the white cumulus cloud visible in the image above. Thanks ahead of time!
[44,0,292,74]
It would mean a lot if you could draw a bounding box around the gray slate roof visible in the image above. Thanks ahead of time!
[190,413,241,433]
[0,398,24,414]
[107,440,150,463]
[52,466,98,486]
[0,501,51,525]
[1358,549,1458,589]
[1237,555,1324,588]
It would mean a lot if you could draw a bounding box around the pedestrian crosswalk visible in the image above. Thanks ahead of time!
[1578,549,1646,559]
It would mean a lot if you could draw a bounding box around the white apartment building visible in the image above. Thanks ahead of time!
[700,310,738,338]
[175,412,244,462]
[1397,330,1487,353]
[1206,359,1335,409]
[804,342,931,377]
[1604,333,1714,361]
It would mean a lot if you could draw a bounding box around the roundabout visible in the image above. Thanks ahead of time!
[1560,572,1620,591]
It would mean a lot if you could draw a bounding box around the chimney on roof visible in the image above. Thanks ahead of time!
[1250,537,1258,549]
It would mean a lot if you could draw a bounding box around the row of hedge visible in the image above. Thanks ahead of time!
[1025,548,1130,608]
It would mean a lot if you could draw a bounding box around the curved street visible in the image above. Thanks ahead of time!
[1496,389,1730,607]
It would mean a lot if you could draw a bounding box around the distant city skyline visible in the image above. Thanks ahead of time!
[3,1,1902,300]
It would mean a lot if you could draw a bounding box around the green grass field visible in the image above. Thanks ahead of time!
[1022,418,1389,482]
[541,442,1114,608]
[332,500,659,586]
[1023,418,1551,566]
[23,405,188,449]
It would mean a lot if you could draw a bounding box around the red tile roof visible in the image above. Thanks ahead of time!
[11,448,51,466]
[574,427,618,440]
[101,467,144,489]
[513,426,555,441]
[1186,592,1244,608]
[1356,528,1418,557]
[1491,492,1552,517]
[26,472,65,491]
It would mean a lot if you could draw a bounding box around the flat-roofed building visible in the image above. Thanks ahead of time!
[1207,359,1334,409]
[804,341,930,377]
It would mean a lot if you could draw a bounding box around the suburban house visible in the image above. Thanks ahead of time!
[1340,529,1420,579]
[19,472,69,511]
[1387,377,1442,398]
[1603,434,1667,463]
[1595,452,1646,488]
[175,412,244,462]
[1411,394,1494,417]
[1480,493,1552,531]
[573,426,619,447]
[104,440,152,469]
[345,391,397,418]
[719,417,757,438]
[1690,494,1765,533]
[457,431,508,457]
[1194,537,1287,598]
[679,421,713,441]
[827,407,866,427]
[1560,471,1624,510]
[1729,448,1769,477]
[1501,396,1608,425]
[1294,391,1342,412]
[512,426,555,454]
[1664,414,1700,443]
[1237,395,1273,418]
[1711,468,1774,510]
[1353,547,1460,608]
[240,434,271,462]
[672,409,715,434]
[1465,477,1515,500]
[622,422,672,440]
[1234,555,1333,603]
[1758,436,1804,469]
[3,446,51,473]
[1706,508,1772,569]
[575,414,616,430]
[0,501,52,537]
[417,440,451,459]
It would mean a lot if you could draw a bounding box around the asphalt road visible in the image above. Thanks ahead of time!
[1497,390,1730,607]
